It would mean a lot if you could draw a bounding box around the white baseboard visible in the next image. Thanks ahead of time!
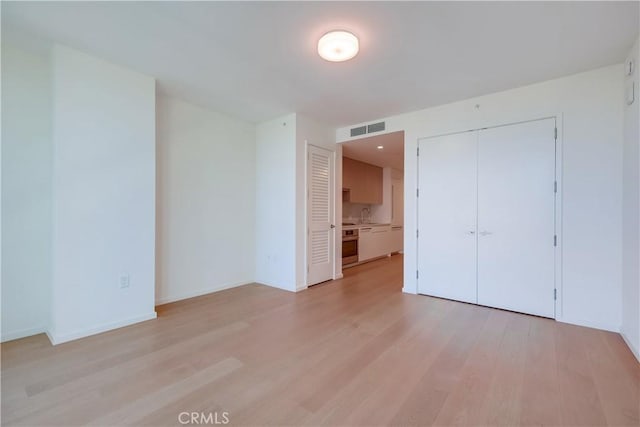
[1,325,47,343]
[156,281,249,305]
[254,280,296,293]
[621,331,640,363]
[402,286,418,295]
[47,312,157,345]
[298,273,343,291]
[556,316,619,333]
[45,330,56,346]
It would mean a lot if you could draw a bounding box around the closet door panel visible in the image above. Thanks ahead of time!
[417,131,477,304]
[477,118,556,318]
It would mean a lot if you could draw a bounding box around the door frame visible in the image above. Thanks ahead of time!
[416,114,563,319]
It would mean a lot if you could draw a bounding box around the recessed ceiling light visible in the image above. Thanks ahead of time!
[317,31,359,62]
[377,145,384,150]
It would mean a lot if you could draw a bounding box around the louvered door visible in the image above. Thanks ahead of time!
[307,145,335,285]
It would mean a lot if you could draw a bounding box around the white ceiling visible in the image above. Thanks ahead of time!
[3,2,638,127]
[342,131,405,171]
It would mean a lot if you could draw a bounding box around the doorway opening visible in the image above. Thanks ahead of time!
[339,130,405,274]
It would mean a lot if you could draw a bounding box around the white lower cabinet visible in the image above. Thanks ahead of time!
[371,227,390,259]
[358,225,401,262]
[358,227,375,261]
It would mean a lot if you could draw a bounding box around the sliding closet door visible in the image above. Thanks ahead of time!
[477,118,556,318]
[418,131,477,304]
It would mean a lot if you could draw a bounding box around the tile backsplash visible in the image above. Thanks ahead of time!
[343,203,373,223]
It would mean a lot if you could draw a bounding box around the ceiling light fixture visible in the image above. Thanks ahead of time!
[377,145,384,150]
[317,30,359,62]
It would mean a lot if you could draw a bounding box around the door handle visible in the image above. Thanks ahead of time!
[330,224,335,229]
[466,231,476,235]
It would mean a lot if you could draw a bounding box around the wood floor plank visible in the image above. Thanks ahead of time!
[518,316,563,426]
[321,298,458,426]
[87,358,243,426]
[474,312,530,426]
[555,322,609,426]
[2,254,638,426]
[432,308,511,426]
[5,321,248,425]
[580,329,640,426]
[388,303,491,426]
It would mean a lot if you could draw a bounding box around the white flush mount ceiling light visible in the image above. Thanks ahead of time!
[317,30,359,62]
[377,145,384,149]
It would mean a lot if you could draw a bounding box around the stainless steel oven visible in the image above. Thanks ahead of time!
[342,228,359,266]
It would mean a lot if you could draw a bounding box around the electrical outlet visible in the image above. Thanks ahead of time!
[120,275,130,289]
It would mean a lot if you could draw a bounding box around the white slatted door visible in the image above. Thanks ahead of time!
[417,131,478,303]
[307,145,335,285]
[477,118,556,318]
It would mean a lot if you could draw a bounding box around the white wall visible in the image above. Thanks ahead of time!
[255,114,297,291]
[622,36,640,361]
[156,95,256,304]
[50,45,156,344]
[255,113,337,291]
[337,65,624,332]
[1,43,52,341]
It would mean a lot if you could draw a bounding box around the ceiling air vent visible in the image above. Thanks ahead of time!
[367,121,385,133]
[350,125,367,137]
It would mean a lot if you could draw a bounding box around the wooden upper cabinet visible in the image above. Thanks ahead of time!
[342,157,383,204]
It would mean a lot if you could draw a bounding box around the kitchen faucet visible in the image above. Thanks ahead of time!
[361,207,371,224]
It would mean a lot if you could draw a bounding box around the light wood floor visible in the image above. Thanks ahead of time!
[2,254,639,426]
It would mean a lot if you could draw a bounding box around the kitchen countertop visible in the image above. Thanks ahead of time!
[342,223,397,230]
